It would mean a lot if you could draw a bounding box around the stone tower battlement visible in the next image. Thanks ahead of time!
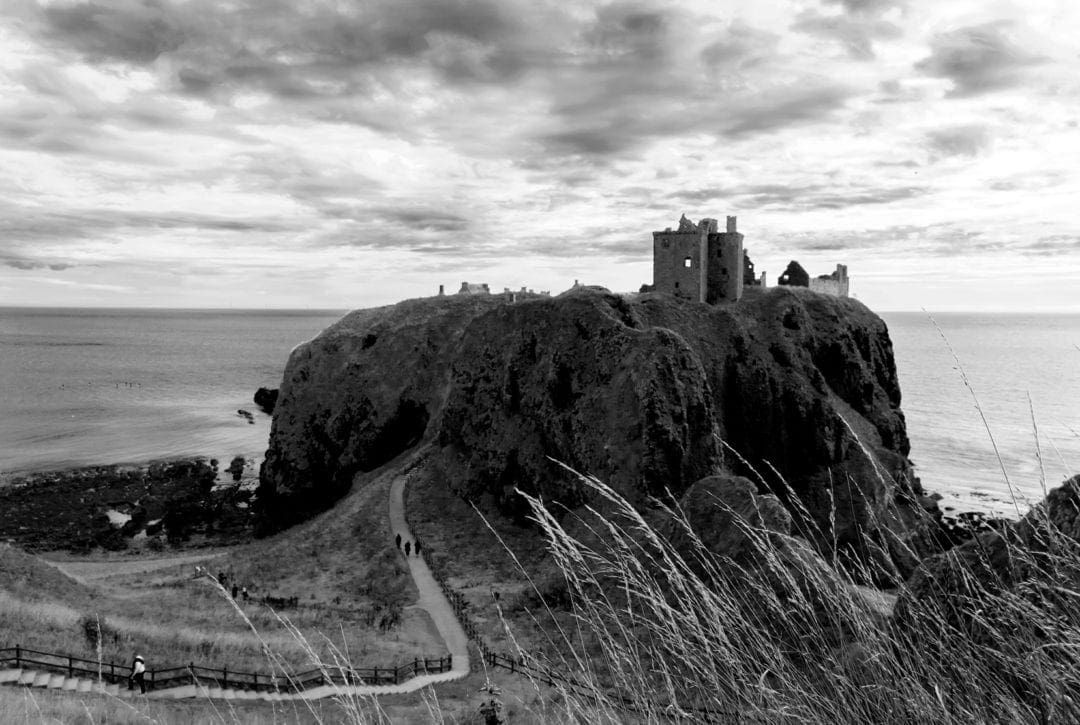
[652,213,744,304]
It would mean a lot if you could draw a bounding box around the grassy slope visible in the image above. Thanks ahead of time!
[0,459,440,676]
[405,459,569,657]
[0,667,559,725]
[0,685,367,724]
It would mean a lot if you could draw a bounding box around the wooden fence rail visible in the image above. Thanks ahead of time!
[0,645,451,694]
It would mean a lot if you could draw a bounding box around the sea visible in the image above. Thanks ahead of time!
[1,307,1077,518]
[0,307,344,476]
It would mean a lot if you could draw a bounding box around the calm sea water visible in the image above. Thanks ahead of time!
[0,308,343,475]
[1,307,1077,517]
[885,312,1080,517]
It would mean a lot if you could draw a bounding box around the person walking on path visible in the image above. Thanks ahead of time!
[395,533,401,550]
[404,541,411,557]
[415,540,422,558]
[128,654,146,694]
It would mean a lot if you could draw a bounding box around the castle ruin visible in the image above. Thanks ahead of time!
[652,215,744,304]
[778,261,850,298]
[808,264,849,297]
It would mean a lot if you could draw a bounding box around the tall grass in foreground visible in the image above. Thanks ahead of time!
[500,468,1080,725]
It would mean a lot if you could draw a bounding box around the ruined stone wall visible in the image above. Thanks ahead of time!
[704,231,744,303]
[808,264,850,298]
[809,278,849,297]
[653,231,708,302]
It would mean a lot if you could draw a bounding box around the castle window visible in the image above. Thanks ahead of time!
[684,257,692,268]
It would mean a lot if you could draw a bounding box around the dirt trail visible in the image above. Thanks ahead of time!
[44,550,226,583]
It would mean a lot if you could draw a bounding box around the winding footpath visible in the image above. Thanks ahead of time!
[0,471,471,702]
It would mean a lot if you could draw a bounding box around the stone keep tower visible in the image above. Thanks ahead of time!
[652,214,744,304]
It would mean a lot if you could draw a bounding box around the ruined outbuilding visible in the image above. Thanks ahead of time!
[778,261,850,298]
[652,214,745,304]
[809,264,850,297]
[778,261,810,288]
[457,282,490,295]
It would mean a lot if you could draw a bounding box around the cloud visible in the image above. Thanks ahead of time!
[721,85,853,137]
[380,209,470,233]
[770,223,985,257]
[700,21,780,70]
[1024,235,1079,256]
[822,0,906,15]
[0,206,300,245]
[29,0,558,101]
[792,10,902,60]
[2,256,74,271]
[925,125,990,158]
[915,21,1047,97]
[532,7,849,159]
[665,182,928,214]
[38,0,189,63]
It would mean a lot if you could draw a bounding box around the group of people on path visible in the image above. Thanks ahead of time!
[218,570,252,601]
[394,532,423,558]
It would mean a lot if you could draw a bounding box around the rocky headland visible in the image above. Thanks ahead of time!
[258,286,949,577]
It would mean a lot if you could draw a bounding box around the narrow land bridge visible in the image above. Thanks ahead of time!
[0,471,471,702]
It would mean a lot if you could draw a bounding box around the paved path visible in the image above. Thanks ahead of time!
[387,471,471,682]
[3,471,471,701]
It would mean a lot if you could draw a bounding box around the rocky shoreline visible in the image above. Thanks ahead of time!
[0,455,261,553]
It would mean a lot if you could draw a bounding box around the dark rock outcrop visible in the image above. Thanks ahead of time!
[258,295,507,527]
[254,387,279,414]
[898,474,1080,633]
[673,474,792,566]
[259,287,921,569]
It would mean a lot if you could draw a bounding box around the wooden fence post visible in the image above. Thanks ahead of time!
[190,662,195,686]
[15,645,20,669]
[223,666,228,689]
[110,661,115,681]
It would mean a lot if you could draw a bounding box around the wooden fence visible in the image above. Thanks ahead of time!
[0,645,451,694]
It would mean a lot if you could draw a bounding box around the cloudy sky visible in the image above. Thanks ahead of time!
[1,0,1078,311]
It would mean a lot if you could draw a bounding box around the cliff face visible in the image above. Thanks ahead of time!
[258,295,507,526]
[260,287,917,562]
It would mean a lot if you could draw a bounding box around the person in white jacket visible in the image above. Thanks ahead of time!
[128,654,146,694]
